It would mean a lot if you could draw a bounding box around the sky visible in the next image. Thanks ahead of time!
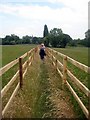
[0,0,89,39]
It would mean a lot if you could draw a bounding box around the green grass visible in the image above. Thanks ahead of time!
[2,46,89,118]
[3,53,52,118]
[53,47,88,66]
[2,44,36,67]
[1,44,36,88]
[53,47,89,88]
[31,63,51,117]
[52,46,89,118]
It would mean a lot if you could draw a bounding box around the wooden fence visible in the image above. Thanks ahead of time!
[0,47,36,117]
[1,46,90,119]
[46,48,90,119]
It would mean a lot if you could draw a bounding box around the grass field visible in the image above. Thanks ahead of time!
[1,45,89,118]
[2,44,36,67]
[3,50,77,118]
[1,44,36,88]
[53,46,89,118]
[1,46,88,66]
[53,46,89,87]
[1,46,88,88]
[53,47,88,66]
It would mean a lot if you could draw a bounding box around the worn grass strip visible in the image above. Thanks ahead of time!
[3,51,79,118]
[31,63,51,118]
[3,52,52,118]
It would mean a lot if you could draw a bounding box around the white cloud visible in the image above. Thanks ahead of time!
[0,0,89,39]
[88,1,90,29]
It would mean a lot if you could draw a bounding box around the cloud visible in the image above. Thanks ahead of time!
[0,0,88,39]
[88,1,90,29]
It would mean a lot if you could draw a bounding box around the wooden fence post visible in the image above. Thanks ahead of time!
[55,59,57,71]
[32,49,34,60]
[56,51,58,56]
[52,50,53,65]
[27,52,29,67]
[19,58,23,88]
[35,47,37,53]
[31,50,34,65]
[63,56,67,85]
[55,52,58,70]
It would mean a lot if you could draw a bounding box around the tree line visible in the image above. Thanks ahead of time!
[1,34,43,45]
[43,25,90,48]
[1,25,90,47]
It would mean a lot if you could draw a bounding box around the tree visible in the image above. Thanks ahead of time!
[32,37,39,44]
[43,24,49,37]
[0,38,2,45]
[44,28,72,48]
[62,34,72,48]
[68,40,77,47]
[22,35,32,44]
[2,34,20,45]
[2,35,11,45]
[50,28,63,36]
[49,28,63,47]
[11,34,20,44]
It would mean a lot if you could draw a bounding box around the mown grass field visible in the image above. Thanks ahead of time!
[1,45,36,88]
[2,44,36,67]
[53,47,88,66]
[3,49,77,118]
[1,46,88,88]
[53,46,89,118]
[53,46,89,88]
[1,45,89,118]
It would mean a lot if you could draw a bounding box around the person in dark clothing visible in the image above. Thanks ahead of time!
[39,43,46,61]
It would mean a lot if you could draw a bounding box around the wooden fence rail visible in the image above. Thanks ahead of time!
[47,48,90,119]
[1,47,36,117]
[1,46,90,119]
[49,48,90,73]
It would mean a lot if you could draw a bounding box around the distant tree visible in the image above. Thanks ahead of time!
[0,38,2,45]
[69,40,77,47]
[2,34,20,45]
[49,28,63,47]
[50,28,63,36]
[2,35,12,45]
[38,37,43,44]
[43,24,49,37]
[22,35,32,44]
[43,36,50,47]
[85,30,90,47]
[32,37,39,44]
[11,34,20,44]
[50,28,72,48]
[82,38,90,47]
[62,34,72,48]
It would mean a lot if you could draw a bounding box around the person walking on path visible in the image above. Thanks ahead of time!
[39,43,46,62]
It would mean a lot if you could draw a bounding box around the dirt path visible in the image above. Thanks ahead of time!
[3,50,77,118]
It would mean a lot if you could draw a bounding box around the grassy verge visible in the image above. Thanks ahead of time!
[52,47,89,118]
[3,53,52,118]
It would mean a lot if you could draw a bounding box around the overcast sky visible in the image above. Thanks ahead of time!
[0,0,89,39]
